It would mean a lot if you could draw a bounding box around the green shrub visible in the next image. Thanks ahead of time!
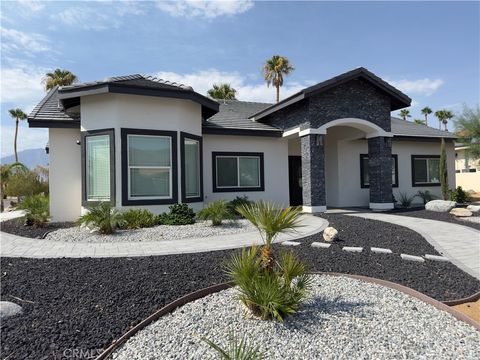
[397,192,415,208]
[449,186,471,203]
[17,194,49,227]
[416,190,436,205]
[202,331,266,360]
[120,209,157,229]
[5,166,48,197]
[76,202,125,234]
[227,196,252,218]
[197,200,234,226]
[225,247,311,322]
[157,203,195,225]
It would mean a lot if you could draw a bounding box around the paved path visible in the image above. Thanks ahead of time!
[0,210,25,222]
[346,212,480,280]
[0,215,328,258]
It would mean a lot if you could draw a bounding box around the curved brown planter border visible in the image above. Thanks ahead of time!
[442,291,480,306]
[95,273,479,360]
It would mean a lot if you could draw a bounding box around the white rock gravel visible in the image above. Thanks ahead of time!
[45,220,255,243]
[459,216,480,225]
[111,275,480,360]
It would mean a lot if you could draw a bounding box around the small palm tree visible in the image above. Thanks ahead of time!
[197,200,234,226]
[435,110,446,130]
[8,108,28,162]
[236,201,302,270]
[414,119,425,125]
[262,55,294,103]
[44,69,78,90]
[207,83,237,104]
[76,202,124,234]
[398,109,411,121]
[421,106,432,126]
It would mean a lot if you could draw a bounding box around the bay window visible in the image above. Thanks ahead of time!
[212,152,264,192]
[181,132,203,202]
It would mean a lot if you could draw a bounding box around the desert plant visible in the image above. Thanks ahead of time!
[197,200,234,226]
[397,192,415,208]
[202,331,266,360]
[207,83,237,104]
[157,203,195,225]
[263,55,294,103]
[76,202,125,234]
[120,209,157,229]
[17,194,49,227]
[44,68,78,90]
[416,190,436,205]
[421,106,432,127]
[225,247,311,322]
[227,196,252,218]
[449,186,471,204]
[440,137,449,200]
[236,202,302,270]
[454,104,480,159]
[8,108,28,162]
[5,166,48,197]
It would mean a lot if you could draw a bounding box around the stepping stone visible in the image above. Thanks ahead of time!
[400,254,425,262]
[342,246,363,253]
[371,247,393,254]
[311,242,331,248]
[281,241,301,246]
[425,254,450,262]
[0,301,22,319]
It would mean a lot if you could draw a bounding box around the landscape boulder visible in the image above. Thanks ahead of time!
[425,200,456,212]
[0,301,22,319]
[466,205,480,213]
[450,208,473,217]
[323,227,338,242]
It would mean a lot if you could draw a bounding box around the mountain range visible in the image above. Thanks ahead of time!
[1,148,49,169]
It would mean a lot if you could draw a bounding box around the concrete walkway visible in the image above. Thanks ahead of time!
[0,215,328,258]
[346,212,480,280]
[0,210,25,222]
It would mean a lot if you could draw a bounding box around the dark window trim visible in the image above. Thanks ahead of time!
[180,132,203,203]
[212,151,265,193]
[81,128,116,207]
[360,154,398,189]
[121,128,178,205]
[411,155,441,187]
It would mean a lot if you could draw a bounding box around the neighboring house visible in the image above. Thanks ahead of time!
[28,68,456,222]
[455,144,480,192]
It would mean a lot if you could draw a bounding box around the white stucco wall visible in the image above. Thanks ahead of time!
[203,135,290,206]
[81,93,203,213]
[49,128,82,221]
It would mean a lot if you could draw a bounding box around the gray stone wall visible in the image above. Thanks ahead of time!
[368,136,393,203]
[301,134,326,207]
[264,99,310,131]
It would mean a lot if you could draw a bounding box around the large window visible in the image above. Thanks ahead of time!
[181,132,203,203]
[121,129,177,205]
[212,152,264,192]
[81,129,115,205]
[360,154,398,188]
[411,155,441,186]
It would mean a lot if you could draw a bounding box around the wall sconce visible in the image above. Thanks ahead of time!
[76,140,81,145]
[45,143,49,154]
[315,134,324,147]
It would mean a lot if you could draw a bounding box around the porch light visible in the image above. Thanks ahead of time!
[45,143,49,154]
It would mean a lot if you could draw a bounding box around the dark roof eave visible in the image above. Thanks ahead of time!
[28,119,80,129]
[202,126,282,137]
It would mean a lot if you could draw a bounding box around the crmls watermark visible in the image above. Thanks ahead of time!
[55,348,102,359]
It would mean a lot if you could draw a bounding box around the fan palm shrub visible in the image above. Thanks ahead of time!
[17,194,49,227]
[76,202,124,234]
[397,192,415,208]
[121,209,157,229]
[236,201,302,270]
[197,200,234,226]
[202,331,266,360]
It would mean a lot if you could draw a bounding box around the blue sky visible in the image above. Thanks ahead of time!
[1,0,479,157]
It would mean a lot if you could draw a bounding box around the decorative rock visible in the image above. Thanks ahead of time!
[0,301,22,319]
[425,200,456,212]
[311,242,331,248]
[425,254,450,262]
[371,247,393,254]
[449,208,473,217]
[342,246,363,253]
[401,254,425,262]
[281,241,301,246]
[323,227,338,242]
[466,205,480,213]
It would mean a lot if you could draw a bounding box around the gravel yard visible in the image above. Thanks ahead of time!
[112,275,480,360]
[389,208,480,231]
[0,218,74,239]
[44,220,254,243]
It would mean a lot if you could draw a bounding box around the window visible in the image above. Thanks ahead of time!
[212,152,264,192]
[121,129,177,205]
[360,154,398,188]
[411,155,441,186]
[180,132,203,203]
[81,129,115,205]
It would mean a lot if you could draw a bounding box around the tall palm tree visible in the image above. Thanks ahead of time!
[262,55,295,103]
[8,108,28,162]
[44,69,78,90]
[398,109,411,121]
[435,110,446,130]
[421,106,432,126]
[443,110,454,131]
[207,83,237,104]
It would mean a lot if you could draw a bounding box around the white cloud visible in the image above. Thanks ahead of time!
[155,0,254,19]
[1,64,46,105]
[1,28,51,56]
[154,69,308,103]
[17,0,45,13]
[388,78,444,96]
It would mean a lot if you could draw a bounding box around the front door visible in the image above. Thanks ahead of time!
[288,156,303,206]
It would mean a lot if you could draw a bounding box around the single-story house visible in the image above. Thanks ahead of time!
[28,67,456,222]
[455,143,480,192]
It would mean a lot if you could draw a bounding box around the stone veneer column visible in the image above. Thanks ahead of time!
[368,136,394,210]
[301,134,326,213]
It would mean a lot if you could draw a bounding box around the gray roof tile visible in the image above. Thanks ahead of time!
[28,86,80,124]
[391,117,456,138]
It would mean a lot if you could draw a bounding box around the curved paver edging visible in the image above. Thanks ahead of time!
[94,272,480,360]
[0,215,328,258]
[443,291,480,306]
